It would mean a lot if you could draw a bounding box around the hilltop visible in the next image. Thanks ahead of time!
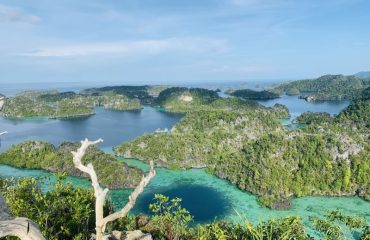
[355,71,370,78]
[273,74,370,101]
[227,88,280,100]
[115,88,370,209]
[0,141,143,189]
[0,90,142,119]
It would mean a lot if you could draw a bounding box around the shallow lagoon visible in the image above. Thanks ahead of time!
[0,161,368,239]
[0,98,366,239]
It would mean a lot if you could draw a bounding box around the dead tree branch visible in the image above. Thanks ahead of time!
[72,138,156,240]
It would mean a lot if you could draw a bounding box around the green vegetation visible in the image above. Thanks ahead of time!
[0,90,142,118]
[152,86,289,120]
[0,175,101,240]
[81,85,170,104]
[116,98,370,209]
[295,112,332,124]
[1,178,368,240]
[274,74,370,100]
[0,141,143,189]
[228,88,280,100]
[153,87,220,112]
[269,103,290,118]
[355,71,370,78]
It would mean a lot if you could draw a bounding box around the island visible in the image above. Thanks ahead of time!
[0,90,142,119]
[81,85,170,104]
[273,74,370,101]
[0,141,143,189]
[226,88,280,100]
[115,87,370,209]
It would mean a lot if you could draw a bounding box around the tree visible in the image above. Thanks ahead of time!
[0,192,45,240]
[71,138,156,240]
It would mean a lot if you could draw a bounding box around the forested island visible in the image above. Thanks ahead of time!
[115,87,370,209]
[0,141,143,189]
[81,85,170,104]
[226,88,280,100]
[0,81,369,240]
[152,86,289,118]
[273,74,370,101]
[0,90,142,118]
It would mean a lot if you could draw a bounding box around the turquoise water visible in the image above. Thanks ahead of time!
[258,95,350,125]
[0,96,364,239]
[1,161,368,239]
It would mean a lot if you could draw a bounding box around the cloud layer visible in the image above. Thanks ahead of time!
[0,4,40,24]
[21,38,228,58]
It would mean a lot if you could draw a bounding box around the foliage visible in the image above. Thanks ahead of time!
[81,85,170,104]
[153,87,220,112]
[309,216,343,240]
[0,141,143,189]
[0,90,142,118]
[295,112,332,124]
[1,176,369,240]
[309,210,368,240]
[274,74,370,100]
[1,175,106,240]
[116,99,370,208]
[229,88,280,100]
[325,210,366,231]
[145,194,193,239]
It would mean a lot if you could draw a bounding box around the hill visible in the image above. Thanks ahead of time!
[274,74,370,101]
[81,85,170,104]
[0,90,142,118]
[355,71,370,78]
[115,96,370,209]
[227,89,280,100]
[0,141,143,189]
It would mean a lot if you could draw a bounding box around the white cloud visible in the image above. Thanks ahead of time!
[0,4,41,24]
[20,38,228,58]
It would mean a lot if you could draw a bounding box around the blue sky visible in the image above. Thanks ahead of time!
[0,0,370,84]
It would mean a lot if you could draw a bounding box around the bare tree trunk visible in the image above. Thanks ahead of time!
[72,138,156,240]
[0,193,45,240]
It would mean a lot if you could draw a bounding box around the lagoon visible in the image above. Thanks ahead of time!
[0,95,365,239]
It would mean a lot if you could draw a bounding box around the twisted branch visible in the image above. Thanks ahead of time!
[72,138,156,240]
[0,193,45,240]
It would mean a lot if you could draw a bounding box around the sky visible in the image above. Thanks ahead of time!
[0,0,370,84]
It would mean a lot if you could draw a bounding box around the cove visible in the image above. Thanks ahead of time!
[0,106,182,152]
[0,161,369,239]
[258,95,349,119]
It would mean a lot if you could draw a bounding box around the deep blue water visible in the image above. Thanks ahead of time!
[258,95,350,118]
[135,184,229,223]
[0,83,361,237]
[0,107,182,151]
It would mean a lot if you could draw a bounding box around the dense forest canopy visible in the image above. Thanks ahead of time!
[81,85,170,104]
[0,90,142,118]
[115,89,370,209]
[0,141,143,189]
[273,74,370,100]
[227,88,280,100]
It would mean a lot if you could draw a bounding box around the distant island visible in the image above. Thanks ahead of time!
[0,90,142,119]
[81,85,170,104]
[355,71,370,78]
[0,81,368,210]
[151,86,289,118]
[226,88,280,100]
[273,74,370,101]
